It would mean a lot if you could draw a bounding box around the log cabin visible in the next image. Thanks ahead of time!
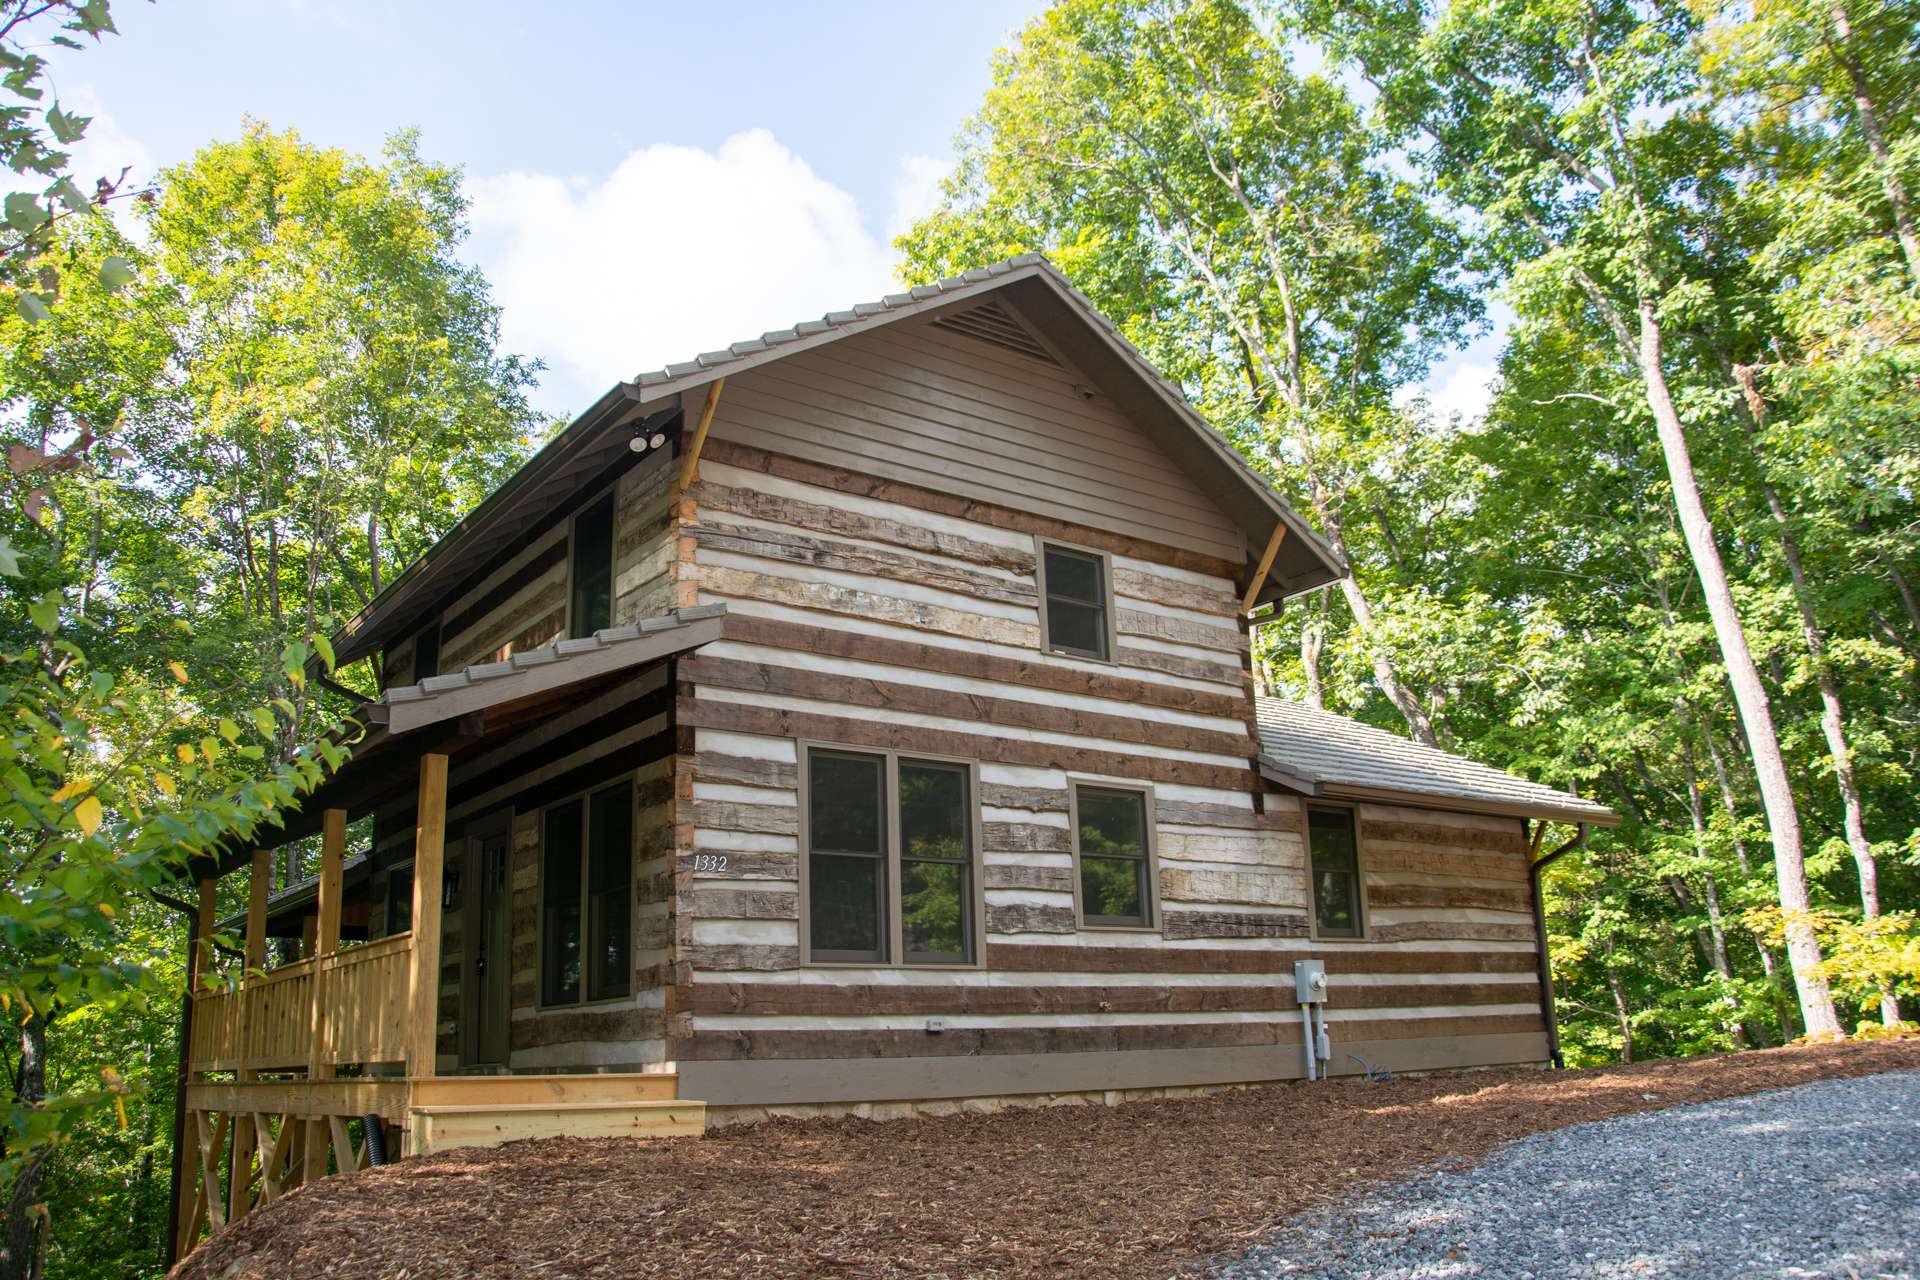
[167,254,1615,1258]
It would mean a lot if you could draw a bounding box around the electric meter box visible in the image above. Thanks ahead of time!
[1293,959,1328,1004]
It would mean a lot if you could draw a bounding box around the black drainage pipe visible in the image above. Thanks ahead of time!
[362,1114,389,1166]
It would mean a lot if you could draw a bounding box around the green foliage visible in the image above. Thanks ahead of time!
[0,14,541,1269]
[0,0,138,323]
[907,0,1920,1065]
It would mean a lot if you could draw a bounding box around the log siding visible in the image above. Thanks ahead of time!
[656,349,1554,1098]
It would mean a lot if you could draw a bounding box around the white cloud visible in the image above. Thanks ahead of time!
[886,153,951,240]
[1418,359,1498,424]
[59,87,156,197]
[467,130,915,416]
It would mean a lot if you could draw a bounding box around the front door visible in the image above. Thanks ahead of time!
[465,816,513,1069]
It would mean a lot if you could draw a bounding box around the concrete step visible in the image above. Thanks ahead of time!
[407,1072,680,1108]
[407,1099,705,1154]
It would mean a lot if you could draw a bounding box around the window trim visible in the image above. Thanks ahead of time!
[1067,779,1159,931]
[1035,537,1118,664]
[1304,803,1369,942]
[564,486,618,640]
[535,776,638,1009]
[797,740,985,969]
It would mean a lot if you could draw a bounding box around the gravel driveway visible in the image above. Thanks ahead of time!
[1215,1068,1919,1280]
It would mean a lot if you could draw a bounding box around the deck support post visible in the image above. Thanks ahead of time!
[307,807,347,1180]
[166,877,220,1265]
[406,755,448,1082]
[229,850,269,1222]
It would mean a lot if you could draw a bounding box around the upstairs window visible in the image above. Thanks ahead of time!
[569,492,615,638]
[1308,808,1363,938]
[411,624,441,681]
[1039,542,1110,660]
[804,748,977,966]
[1073,784,1154,927]
[542,781,633,1005]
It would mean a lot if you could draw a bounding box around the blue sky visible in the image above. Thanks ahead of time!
[48,0,1498,421]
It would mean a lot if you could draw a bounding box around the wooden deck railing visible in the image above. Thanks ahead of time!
[188,932,414,1075]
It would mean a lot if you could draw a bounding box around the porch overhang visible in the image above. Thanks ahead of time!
[198,603,728,878]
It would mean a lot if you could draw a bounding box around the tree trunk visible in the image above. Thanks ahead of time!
[1315,502,1440,747]
[1698,726,1795,1045]
[1301,607,1325,711]
[1629,301,1840,1038]
[1829,0,1920,291]
[1,1017,49,1280]
[1605,942,1635,1064]
[1736,366,1897,1026]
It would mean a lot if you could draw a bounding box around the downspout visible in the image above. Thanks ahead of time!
[1528,824,1586,1070]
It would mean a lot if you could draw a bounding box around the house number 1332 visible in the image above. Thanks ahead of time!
[691,853,730,873]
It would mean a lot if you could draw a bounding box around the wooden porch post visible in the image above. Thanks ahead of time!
[166,877,221,1264]
[306,808,347,1182]
[406,754,448,1080]
[229,850,269,1222]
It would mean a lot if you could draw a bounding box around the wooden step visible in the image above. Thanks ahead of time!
[407,1072,680,1108]
[407,1099,705,1155]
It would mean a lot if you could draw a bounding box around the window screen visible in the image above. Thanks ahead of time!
[1042,544,1109,659]
[586,784,633,1000]
[1075,786,1151,926]
[541,800,583,1004]
[899,761,971,963]
[569,493,615,638]
[804,749,979,965]
[808,751,887,962]
[1308,808,1362,937]
[542,783,635,1005]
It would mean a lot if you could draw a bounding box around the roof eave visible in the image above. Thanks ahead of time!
[1297,777,1620,827]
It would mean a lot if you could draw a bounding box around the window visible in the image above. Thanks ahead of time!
[386,866,414,936]
[1039,542,1110,660]
[804,748,976,965]
[568,492,615,638]
[541,781,633,1004]
[1308,808,1363,938]
[412,624,441,681]
[1073,785,1154,927]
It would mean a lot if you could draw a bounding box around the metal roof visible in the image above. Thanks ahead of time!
[327,253,1344,670]
[1255,697,1617,827]
[377,604,727,735]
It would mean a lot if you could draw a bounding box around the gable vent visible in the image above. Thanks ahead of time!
[930,299,1061,367]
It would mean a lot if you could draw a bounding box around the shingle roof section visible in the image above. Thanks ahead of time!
[1255,697,1615,825]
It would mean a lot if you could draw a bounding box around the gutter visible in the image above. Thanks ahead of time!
[1529,825,1587,1070]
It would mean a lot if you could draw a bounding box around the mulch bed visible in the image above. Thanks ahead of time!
[173,1037,1920,1280]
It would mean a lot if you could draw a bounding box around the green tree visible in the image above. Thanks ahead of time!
[1300,0,1848,1037]
[900,0,1479,746]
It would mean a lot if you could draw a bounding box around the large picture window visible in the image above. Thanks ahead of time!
[804,748,976,965]
[568,491,615,638]
[541,781,633,1005]
[1038,542,1111,660]
[1308,808,1363,938]
[1072,784,1155,927]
